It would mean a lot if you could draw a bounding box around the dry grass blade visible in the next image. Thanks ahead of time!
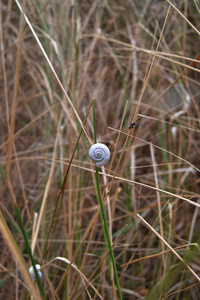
[162,281,200,300]
[108,127,200,173]
[43,257,103,300]
[166,0,200,36]
[1,1,200,298]
[121,244,198,267]
[137,213,200,282]
[31,118,61,254]
[6,0,25,179]
[150,143,165,267]
[14,0,92,144]
[0,212,41,299]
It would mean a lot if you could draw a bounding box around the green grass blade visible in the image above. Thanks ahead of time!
[92,99,122,300]
[14,206,46,299]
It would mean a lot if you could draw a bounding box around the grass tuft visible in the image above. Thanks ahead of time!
[1,1,200,299]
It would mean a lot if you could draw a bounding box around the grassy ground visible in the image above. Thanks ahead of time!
[1,0,200,299]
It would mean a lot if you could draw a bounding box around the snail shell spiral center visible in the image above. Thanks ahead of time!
[93,149,104,161]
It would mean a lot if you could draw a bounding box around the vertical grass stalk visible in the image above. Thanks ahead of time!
[93,99,122,300]
[42,99,93,259]
[14,206,46,299]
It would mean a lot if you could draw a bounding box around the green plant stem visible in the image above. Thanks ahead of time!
[192,0,200,18]
[93,99,122,300]
[92,98,112,272]
[15,206,46,299]
[95,168,122,300]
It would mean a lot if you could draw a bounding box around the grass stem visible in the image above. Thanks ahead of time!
[93,99,122,300]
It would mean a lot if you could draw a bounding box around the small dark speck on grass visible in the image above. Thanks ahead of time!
[129,122,136,129]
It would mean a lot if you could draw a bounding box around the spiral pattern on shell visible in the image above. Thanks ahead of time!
[89,143,110,167]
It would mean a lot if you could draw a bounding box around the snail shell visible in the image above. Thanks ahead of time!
[29,264,42,280]
[89,143,110,167]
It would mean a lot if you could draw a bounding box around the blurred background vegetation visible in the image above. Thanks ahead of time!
[1,0,200,299]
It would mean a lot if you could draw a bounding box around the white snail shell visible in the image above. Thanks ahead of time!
[89,143,110,167]
[29,264,42,280]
